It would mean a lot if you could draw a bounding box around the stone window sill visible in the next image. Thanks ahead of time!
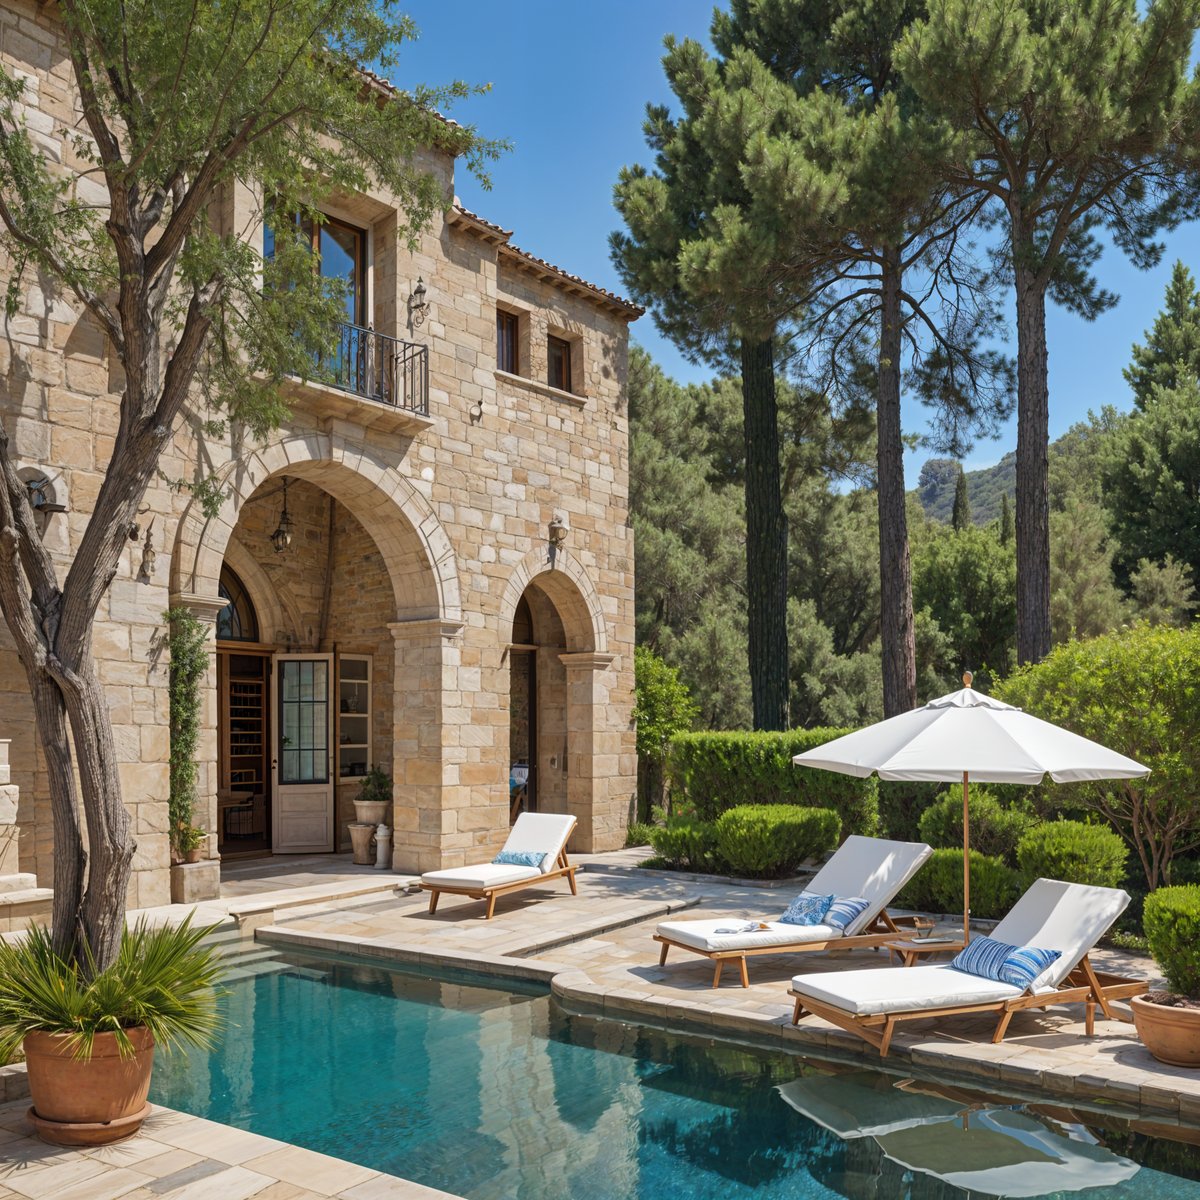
[495,369,587,408]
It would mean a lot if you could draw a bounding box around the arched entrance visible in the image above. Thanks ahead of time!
[171,429,462,865]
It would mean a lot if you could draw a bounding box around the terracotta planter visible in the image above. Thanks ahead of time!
[185,848,203,864]
[23,1026,155,1145]
[1131,994,1200,1067]
[353,799,389,827]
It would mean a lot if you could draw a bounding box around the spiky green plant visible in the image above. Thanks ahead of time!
[0,916,225,1062]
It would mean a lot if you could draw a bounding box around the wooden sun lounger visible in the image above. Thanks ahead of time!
[789,954,1146,1057]
[654,909,933,989]
[423,846,578,920]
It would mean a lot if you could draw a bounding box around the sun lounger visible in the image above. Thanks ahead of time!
[788,878,1146,1056]
[420,812,577,919]
[653,835,934,987]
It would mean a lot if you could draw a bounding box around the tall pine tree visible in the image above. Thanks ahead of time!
[1126,261,1200,408]
[952,466,971,532]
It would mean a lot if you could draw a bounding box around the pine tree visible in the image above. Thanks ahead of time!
[898,0,1200,666]
[952,466,971,532]
[1126,261,1200,409]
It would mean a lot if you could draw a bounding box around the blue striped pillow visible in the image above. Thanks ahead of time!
[951,935,1061,990]
[951,935,1019,981]
[779,891,835,926]
[999,945,1061,989]
[825,896,871,932]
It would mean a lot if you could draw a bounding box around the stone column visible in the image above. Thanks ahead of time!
[559,652,616,853]
[388,617,466,873]
[0,740,34,888]
[168,592,225,903]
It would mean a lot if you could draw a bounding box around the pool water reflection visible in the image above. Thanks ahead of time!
[150,949,1200,1200]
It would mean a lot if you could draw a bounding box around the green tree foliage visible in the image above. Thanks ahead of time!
[1130,557,1196,628]
[1049,497,1127,645]
[165,609,209,856]
[996,624,1200,890]
[951,465,970,532]
[0,0,496,969]
[633,646,699,820]
[999,493,1013,547]
[912,521,1017,676]
[1126,261,1200,408]
[898,0,1200,666]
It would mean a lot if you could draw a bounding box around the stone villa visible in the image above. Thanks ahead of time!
[0,0,640,916]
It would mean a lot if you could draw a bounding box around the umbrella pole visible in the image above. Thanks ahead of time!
[962,770,970,945]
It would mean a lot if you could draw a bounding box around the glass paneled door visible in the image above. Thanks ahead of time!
[272,654,334,852]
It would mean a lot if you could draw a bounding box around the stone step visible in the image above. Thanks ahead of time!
[0,874,38,895]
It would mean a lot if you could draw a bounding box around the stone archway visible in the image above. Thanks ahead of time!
[170,427,463,868]
[497,547,607,655]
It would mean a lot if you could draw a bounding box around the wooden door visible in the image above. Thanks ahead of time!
[272,653,334,852]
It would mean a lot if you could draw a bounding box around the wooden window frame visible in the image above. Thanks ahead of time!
[265,209,368,327]
[548,334,573,394]
[497,309,520,375]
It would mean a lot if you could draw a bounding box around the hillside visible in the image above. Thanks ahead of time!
[915,453,1016,525]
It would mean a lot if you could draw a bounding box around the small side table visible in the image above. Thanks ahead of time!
[885,936,966,967]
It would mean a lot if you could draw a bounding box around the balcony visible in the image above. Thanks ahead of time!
[281,320,432,437]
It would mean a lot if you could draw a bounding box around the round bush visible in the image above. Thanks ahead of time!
[1016,820,1127,890]
[648,818,717,872]
[1144,886,1200,998]
[917,786,1035,866]
[896,848,1019,920]
[712,805,840,879]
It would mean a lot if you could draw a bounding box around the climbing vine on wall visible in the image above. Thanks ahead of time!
[166,607,209,855]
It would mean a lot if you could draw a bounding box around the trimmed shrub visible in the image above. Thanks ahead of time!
[918,786,1036,866]
[625,822,657,848]
[1144,886,1200,997]
[896,848,1020,920]
[712,805,841,879]
[668,730,879,837]
[1015,820,1127,890]
[648,818,717,872]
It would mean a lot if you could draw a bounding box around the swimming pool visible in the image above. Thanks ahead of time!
[150,947,1200,1199]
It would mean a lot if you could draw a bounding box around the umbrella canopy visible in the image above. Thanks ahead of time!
[792,675,1149,939]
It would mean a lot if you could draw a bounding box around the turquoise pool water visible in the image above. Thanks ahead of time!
[150,948,1200,1200]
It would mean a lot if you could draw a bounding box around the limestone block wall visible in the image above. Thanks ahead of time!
[0,0,638,896]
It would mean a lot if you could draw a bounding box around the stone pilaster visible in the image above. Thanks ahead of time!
[0,741,29,884]
[559,652,617,853]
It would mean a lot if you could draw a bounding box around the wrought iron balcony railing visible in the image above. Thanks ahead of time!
[319,321,429,415]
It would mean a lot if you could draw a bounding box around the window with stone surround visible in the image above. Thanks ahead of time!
[548,334,573,393]
[497,309,520,375]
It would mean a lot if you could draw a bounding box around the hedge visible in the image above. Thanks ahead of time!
[918,786,1035,867]
[896,848,1020,920]
[712,805,841,879]
[667,730,879,837]
[648,818,717,872]
[1144,886,1200,997]
[1015,820,1128,890]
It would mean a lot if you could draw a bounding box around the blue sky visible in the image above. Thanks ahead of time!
[400,0,1199,474]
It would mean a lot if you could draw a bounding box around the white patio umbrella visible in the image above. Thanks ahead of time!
[792,673,1149,942]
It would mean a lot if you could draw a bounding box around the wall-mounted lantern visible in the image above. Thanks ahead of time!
[270,477,294,554]
[409,277,429,329]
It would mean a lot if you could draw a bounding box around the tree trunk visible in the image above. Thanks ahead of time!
[877,247,917,717]
[1014,262,1052,665]
[740,335,789,731]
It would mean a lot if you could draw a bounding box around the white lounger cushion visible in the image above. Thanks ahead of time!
[420,812,576,890]
[988,878,1129,992]
[792,963,1022,1016]
[654,835,931,950]
[656,919,840,953]
[419,863,542,890]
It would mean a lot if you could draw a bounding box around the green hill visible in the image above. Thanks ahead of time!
[915,453,1015,525]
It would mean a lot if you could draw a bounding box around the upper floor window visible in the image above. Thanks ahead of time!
[497,310,519,374]
[264,210,367,327]
[548,335,573,393]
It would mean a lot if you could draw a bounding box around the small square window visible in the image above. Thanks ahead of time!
[548,335,573,393]
[497,310,519,375]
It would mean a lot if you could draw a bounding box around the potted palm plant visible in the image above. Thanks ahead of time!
[0,916,224,1145]
[1132,886,1200,1067]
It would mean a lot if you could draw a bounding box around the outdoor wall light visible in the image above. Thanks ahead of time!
[409,277,429,328]
[468,399,483,423]
[138,520,157,581]
[270,477,294,553]
[25,477,66,515]
[548,514,569,548]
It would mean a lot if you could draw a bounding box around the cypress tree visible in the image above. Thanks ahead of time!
[952,466,971,532]
[898,0,1200,666]
[999,493,1013,547]
[1126,261,1200,409]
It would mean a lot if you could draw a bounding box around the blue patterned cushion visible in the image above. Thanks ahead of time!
[951,935,1061,990]
[825,896,871,932]
[493,849,547,869]
[998,945,1061,989]
[779,891,835,927]
[951,935,1019,981]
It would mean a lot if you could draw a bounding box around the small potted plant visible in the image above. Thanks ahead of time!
[179,824,207,864]
[353,765,392,827]
[1132,885,1200,1066]
[0,917,223,1145]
